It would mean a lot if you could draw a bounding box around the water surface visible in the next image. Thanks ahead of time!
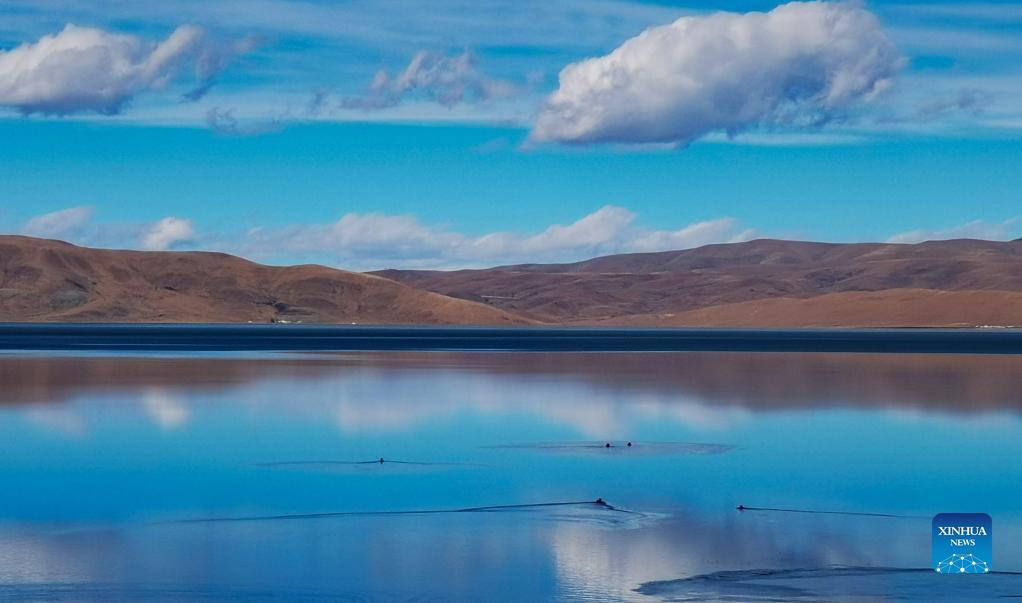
[1,351,1020,601]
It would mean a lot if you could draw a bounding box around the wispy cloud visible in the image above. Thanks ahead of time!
[19,207,196,250]
[241,205,754,269]
[886,3,1022,23]
[0,0,686,55]
[20,206,95,239]
[915,89,993,120]
[890,25,1022,53]
[342,49,516,110]
[17,204,753,268]
[206,106,284,135]
[887,218,1020,244]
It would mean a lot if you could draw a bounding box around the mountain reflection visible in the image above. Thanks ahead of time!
[3,352,1021,413]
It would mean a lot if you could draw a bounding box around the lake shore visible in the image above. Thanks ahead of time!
[3,323,1022,353]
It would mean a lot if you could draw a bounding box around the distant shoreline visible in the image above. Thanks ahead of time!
[2,324,1022,354]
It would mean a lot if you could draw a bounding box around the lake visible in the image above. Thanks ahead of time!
[1,341,1021,600]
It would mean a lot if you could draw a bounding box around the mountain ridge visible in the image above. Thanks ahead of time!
[0,235,528,325]
[373,238,1022,326]
[3,235,1022,327]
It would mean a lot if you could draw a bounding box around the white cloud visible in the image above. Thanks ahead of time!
[141,217,195,250]
[631,218,755,252]
[242,205,753,269]
[531,1,901,145]
[887,218,1020,244]
[20,206,94,239]
[0,24,254,115]
[16,205,754,268]
[20,207,199,250]
[343,49,515,110]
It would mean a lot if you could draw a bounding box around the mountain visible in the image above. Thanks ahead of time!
[5,235,1022,327]
[374,238,1022,327]
[591,289,1022,328]
[0,236,527,325]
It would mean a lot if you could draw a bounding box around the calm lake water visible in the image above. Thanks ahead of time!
[1,350,1020,601]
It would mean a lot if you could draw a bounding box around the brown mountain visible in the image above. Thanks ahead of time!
[0,235,527,324]
[593,289,1022,328]
[4,235,1022,327]
[374,238,1022,327]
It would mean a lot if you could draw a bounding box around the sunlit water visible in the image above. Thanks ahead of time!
[1,351,1020,601]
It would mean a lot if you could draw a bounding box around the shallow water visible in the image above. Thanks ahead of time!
[0,351,1020,601]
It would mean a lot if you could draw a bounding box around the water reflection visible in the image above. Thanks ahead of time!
[4,352,1022,444]
[4,351,1022,413]
[0,351,1020,600]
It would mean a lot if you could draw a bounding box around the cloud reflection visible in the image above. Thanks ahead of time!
[2,352,1021,440]
[141,388,190,430]
[549,512,930,601]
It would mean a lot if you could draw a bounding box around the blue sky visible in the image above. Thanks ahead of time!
[1,0,1021,269]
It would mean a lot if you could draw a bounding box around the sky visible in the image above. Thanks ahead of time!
[1,0,1021,269]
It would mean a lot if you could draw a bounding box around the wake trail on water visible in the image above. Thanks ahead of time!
[158,499,642,526]
[255,459,492,469]
[735,504,928,519]
[636,566,1022,601]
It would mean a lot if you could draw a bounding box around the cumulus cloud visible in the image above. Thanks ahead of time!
[242,205,754,269]
[16,205,753,268]
[531,1,902,145]
[19,207,200,251]
[20,206,94,239]
[343,49,515,109]
[887,218,1020,244]
[0,24,255,115]
[141,217,195,250]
